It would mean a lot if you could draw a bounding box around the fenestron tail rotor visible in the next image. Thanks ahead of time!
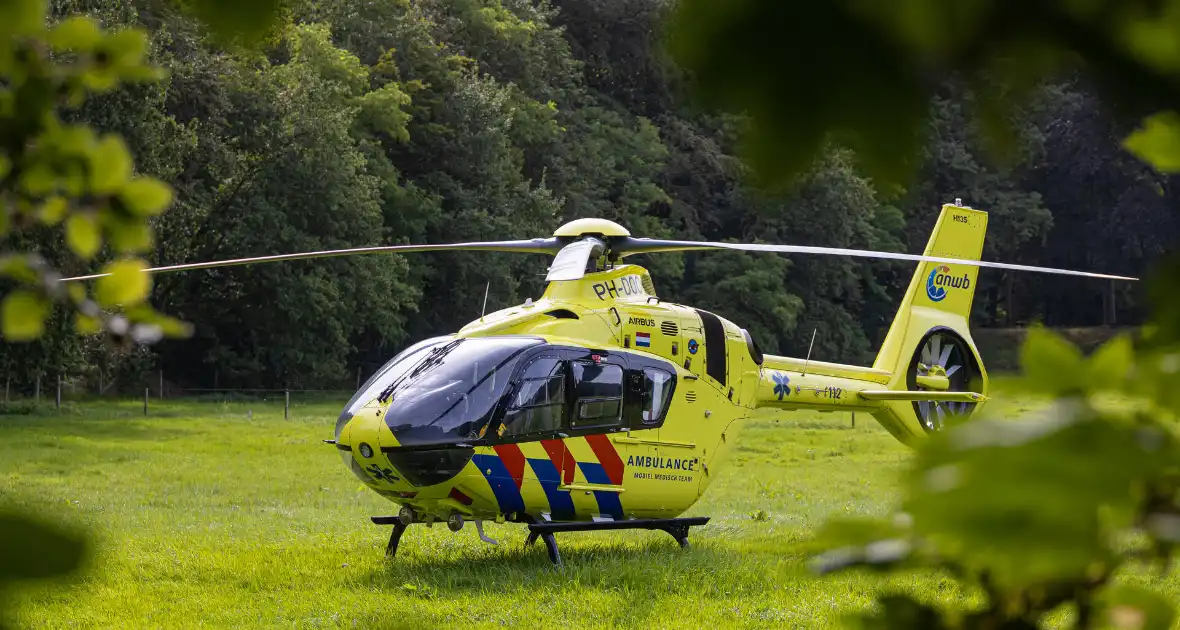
[907,329,983,432]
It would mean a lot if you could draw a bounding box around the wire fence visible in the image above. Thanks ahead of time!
[0,372,363,418]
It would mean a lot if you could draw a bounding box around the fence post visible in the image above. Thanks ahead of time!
[851,412,856,428]
[4,377,8,402]
[144,388,148,416]
[285,390,290,420]
[356,366,361,389]
[159,370,164,399]
[34,374,40,403]
[56,375,61,411]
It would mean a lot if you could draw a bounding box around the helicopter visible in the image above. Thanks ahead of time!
[65,201,1139,565]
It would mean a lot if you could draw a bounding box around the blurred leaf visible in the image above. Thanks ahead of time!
[95,259,150,307]
[184,0,284,43]
[1145,256,1180,347]
[0,256,37,283]
[73,313,102,335]
[904,403,1172,588]
[1,291,51,341]
[119,177,173,216]
[89,135,132,194]
[0,509,87,580]
[1021,326,1085,395]
[1098,585,1176,630]
[19,163,57,196]
[36,196,68,225]
[845,594,945,630]
[1124,112,1180,173]
[1088,334,1134,392]
[47,16,103,51]
[100,29,150,68]
[65,214,100,259]
[0,0,47,36]
[667,0,926,187]
[105,220,153,253]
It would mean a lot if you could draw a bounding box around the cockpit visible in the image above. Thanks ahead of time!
[337,335,678,451]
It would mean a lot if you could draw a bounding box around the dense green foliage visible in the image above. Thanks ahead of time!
[3,0,1175,392]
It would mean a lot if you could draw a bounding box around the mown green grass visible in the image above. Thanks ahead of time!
[1,397,1175,628]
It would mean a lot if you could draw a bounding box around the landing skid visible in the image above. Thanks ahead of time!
[371,515,710,567]
[526,517,710,566]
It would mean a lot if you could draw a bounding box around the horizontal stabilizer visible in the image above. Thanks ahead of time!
[857,390,988,403]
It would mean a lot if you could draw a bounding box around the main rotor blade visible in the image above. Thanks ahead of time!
[59,239,562,282]
[615,238,1139,281]
[545,237,606,281]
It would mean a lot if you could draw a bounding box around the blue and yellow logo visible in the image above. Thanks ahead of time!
[926,265,970,302]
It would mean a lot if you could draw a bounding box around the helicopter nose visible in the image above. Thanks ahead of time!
[335,409,352,442]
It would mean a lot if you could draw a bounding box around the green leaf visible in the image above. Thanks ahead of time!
[0,0,48,36]
[105,218,153,253]
[0,255,37,283]
[19,163,58,196]
[0,508,87,580]
[74,312,101,335]
[94,259,151,307]
[1,291,51,341]
[37,196,68,225]
[1020,326,1085,395]
[65,213,101,259]
[1098,585,1176,630]
[119,177,173,216]
[1088,334,1134,393]
[89,135,132,194]
[903,404,1172,588]
[1124,112,1180,173]
[844,594,944,630]
[184,0,283,43]
[666,0,927,187]
[47,16,103,51]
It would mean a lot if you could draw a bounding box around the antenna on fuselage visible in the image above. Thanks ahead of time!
[802,328,817,377]
[480,282,490,321]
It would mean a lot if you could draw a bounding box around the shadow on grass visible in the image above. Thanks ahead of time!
[363,532,739,590]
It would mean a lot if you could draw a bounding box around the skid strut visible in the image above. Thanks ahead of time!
[372,516,408,557]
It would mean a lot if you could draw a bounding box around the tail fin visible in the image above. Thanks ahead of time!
[871,203,990,440]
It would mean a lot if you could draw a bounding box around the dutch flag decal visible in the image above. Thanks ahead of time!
[635,331,651,347]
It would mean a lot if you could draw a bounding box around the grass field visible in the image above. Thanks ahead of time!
[0,397,1174,628]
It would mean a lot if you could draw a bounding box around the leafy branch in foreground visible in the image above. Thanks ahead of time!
[0,0,281,623]
[0,5,191,345]
[809,327,1180,629]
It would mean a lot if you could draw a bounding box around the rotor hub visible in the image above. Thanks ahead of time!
[553,218,631,239]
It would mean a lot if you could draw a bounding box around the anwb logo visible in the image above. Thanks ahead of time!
[926,265,970,302]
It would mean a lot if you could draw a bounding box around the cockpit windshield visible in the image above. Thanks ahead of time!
[381,336,543,446]
[337,336,455,440]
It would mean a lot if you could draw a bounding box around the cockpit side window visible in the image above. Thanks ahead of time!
[571,361,624,429]
[499,356,566,438]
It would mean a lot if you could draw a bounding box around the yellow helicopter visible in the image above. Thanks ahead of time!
[65,201,1138,565]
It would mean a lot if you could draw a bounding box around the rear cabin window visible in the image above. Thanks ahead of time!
[500,357,566,438]
[641,368,674,424]
[571,361,623,428]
